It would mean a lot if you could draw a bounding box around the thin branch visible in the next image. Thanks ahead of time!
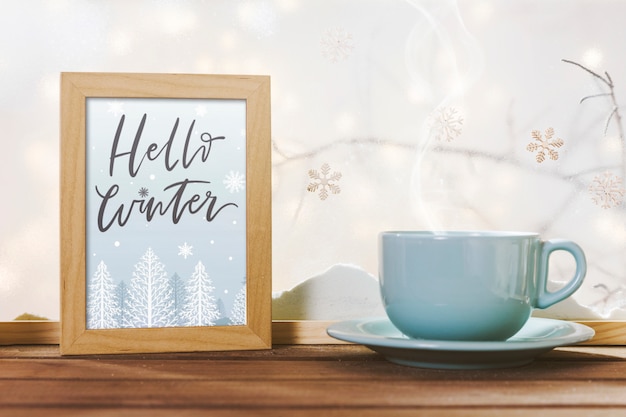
[563,58,624,143]
[580,93,612,104]
[605,107,618,135]
[562,58,611,87]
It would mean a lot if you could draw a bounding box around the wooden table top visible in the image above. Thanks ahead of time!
[1,344,625,416]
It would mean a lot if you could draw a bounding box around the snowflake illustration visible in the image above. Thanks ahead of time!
[107,100,124,118]
[320,27,354,63]
[178,242,193,259]
[429,107,464,142]
[589,171,625,209]
[526,127,564,163]
[195,105,207,117]
[224,171,246,193]
[138,187,149,198]
[307,163,342,200]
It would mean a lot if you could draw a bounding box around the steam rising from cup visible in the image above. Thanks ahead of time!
[405,0,484,233]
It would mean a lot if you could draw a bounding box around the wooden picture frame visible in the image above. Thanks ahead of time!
[60,72,271,355]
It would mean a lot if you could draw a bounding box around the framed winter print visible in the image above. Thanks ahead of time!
[60,72,271,355]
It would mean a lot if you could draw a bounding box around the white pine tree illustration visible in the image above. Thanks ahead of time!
[126,248,175,328]
[181,261,220,327]
[230,282,247,325]
[87,260,119,329]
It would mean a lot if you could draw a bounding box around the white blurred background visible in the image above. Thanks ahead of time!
[1,0,625,320]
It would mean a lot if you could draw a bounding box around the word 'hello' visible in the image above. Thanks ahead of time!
[109,113,225,177]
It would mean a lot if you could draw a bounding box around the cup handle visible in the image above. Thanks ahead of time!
[536,239,587,309]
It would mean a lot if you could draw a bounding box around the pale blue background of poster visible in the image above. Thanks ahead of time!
[85,98,247,313]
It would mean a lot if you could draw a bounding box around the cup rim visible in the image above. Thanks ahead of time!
[379,230,540,239]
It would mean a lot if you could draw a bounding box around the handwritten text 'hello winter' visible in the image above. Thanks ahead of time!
[95,114,238,232]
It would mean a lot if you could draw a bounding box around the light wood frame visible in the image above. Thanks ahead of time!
[59,72,272,355]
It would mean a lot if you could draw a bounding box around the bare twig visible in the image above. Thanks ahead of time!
[606,107,619,135]
[563,58,623,143]
[562,58,612,87]
[580,93,611,104]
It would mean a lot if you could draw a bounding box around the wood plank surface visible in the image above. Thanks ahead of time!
[1,345,625,416]
[3,319,626,346]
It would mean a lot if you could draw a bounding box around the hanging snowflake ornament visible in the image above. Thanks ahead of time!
[526,127,564,163]
[429,106,464,142]
[223,170,245,193]
[307,163,342,200]
[320,27,354,63]
[589,171,625,209]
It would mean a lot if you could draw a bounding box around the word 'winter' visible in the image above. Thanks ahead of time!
[109,114,226,177]
[96,179,237,232]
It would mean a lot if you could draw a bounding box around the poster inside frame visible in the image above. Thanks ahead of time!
[60,72,271,355]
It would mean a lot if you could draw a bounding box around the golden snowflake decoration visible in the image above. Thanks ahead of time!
[589,171,625,209]
[307,163,342,200]
[429,107,464,142]
[526,127,564,163]
[320,27,354,63]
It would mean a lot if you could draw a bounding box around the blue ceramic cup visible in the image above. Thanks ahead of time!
[379,231,587,341]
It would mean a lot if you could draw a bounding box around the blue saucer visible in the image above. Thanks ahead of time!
[326,317,594,369]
